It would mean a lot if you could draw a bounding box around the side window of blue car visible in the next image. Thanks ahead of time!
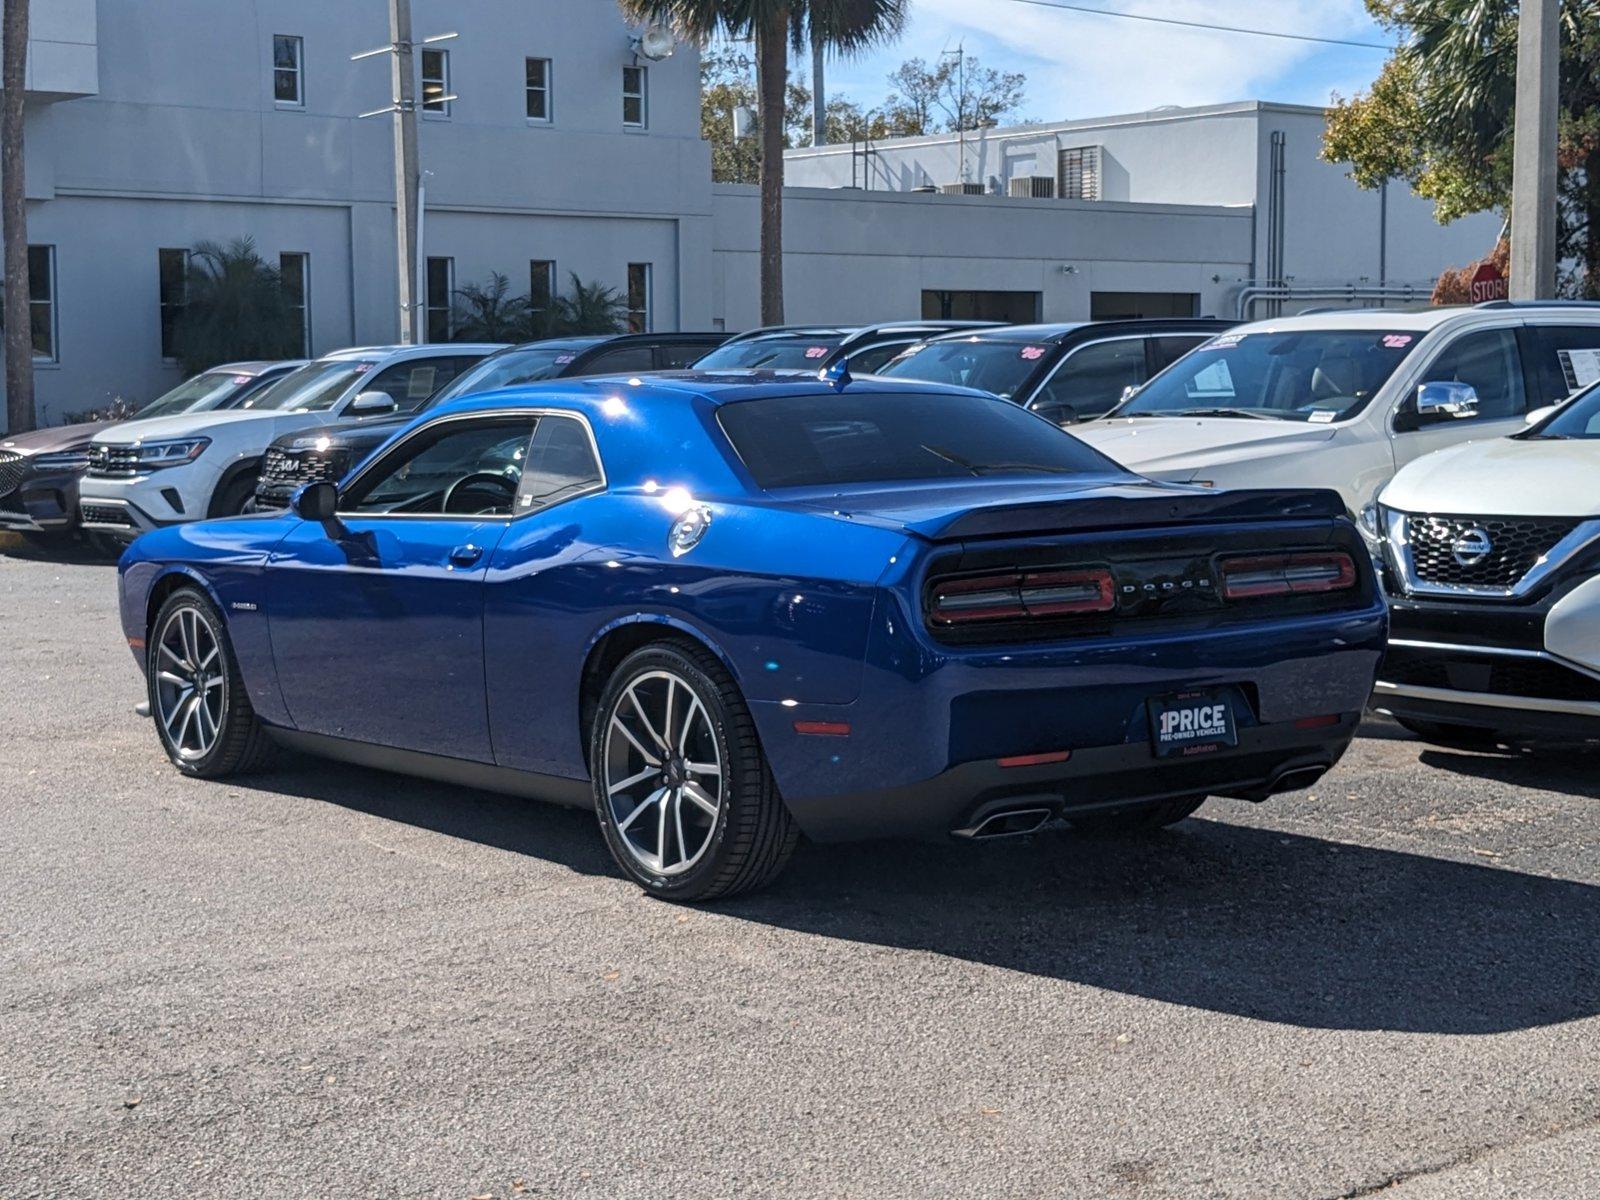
[345,417,539,517]
[515,415,604,513]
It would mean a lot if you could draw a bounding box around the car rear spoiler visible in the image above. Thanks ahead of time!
[923,487,1348,543]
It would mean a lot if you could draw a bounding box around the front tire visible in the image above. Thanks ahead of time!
[208,472,259,519]
[590,641,798,901]
[147,588,273,778]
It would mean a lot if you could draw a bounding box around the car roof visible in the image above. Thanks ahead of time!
[318,343,506,362]
[484,332,729,356]
[920,318,1233,345]
[1210,305,1600,335]
[425,369,993,420]
[719,321,997,346]
[208,359,305,375]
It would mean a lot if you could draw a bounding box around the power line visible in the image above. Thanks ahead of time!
[1002,0,1398,51]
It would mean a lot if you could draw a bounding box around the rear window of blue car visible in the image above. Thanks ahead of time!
[716,391,1124,489]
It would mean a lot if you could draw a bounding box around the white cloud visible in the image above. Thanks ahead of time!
[825,0,1390,122]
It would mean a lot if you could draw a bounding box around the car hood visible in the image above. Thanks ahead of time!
[1,420,108,454]
[93,408,286,445]
[271,415,408,452]
[1381,436,1600,518]
[1071,417,1339,477]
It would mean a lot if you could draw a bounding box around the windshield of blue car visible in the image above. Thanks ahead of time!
[242,360,375,412]
[716,391,1124,489]
[1115,329,1421,421]
[693,335,845,370]
[1528,382,1600,438]
[429,343,599,403]
[135,370,256,419]
[877,339,1050,399]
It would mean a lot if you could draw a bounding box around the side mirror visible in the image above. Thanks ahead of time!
[1524,404,1558,427]
[1415,381,1480,422]
[349,390,397,415]
[290,480,339,523]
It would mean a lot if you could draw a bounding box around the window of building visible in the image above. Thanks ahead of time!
[421,48,450,115]
[622,65,647,128]
[27,245,57,363]
[280,252,310,356]
[626,263,652,333]
[1058,146,1101,201]
[525,57,551,122]
[529,259,555,326]
[273,35,304,106]
[158,248,189,361]
[426,257,454,343]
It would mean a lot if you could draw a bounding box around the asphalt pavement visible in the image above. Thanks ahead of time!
[2,539,1598,1199]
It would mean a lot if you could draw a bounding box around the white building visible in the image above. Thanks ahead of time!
[5,3,1502,428]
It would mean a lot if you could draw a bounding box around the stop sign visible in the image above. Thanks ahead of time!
[1470,261,1508,304]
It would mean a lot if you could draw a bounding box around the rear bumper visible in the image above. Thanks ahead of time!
[788,716,1355,842]
[755,599,1386,841]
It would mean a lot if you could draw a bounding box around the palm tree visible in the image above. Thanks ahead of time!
[450,272,537,342]
[171,238,302,376]
[3,0,34,433]
[617,0,905,324]
[554,272,628,335]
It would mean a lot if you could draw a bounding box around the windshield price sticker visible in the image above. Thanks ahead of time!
[1201,334,1246,351]
[553,354,576,364]
[1309,410,1337,423]
[1020,346,1047,360]
[804,346,829,360]
[1381,334,1414,349]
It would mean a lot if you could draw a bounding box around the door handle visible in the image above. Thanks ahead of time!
[448,543,484,568]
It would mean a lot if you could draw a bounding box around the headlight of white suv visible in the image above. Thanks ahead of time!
[134,437,211,468]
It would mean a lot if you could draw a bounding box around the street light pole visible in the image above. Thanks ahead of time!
[1509,0,1559,300]
[388,0,421,343]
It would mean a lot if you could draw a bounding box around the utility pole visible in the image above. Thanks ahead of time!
[811,27,825,147]
[2,0,35,433]
[353,4,456,344]
[944,44,969,184]
[1509,0,1558,300]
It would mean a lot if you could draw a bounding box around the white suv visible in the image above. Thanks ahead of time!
[1072,303,1600,519]
[79,344,500,538]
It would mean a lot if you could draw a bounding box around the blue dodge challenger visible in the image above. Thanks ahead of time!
[118,372,1386,900]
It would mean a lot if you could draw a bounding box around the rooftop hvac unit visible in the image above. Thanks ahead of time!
[1008,175,1056,199]
[938,182,985,196]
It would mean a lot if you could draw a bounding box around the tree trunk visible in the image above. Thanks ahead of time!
[756,4,787,326]
[2,0,33,433]
[1586,144,1600,299]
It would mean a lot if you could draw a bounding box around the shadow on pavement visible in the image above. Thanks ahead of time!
[1417,746,1600,802]
[237,751,1600,1038]
[0,532,120,566]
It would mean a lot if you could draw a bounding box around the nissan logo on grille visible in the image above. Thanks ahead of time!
[1451,527,1493,567]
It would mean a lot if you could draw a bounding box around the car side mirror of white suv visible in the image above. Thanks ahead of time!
[1524,404,1559,427]
[349,390,397,415]
[1414,381,1480,422]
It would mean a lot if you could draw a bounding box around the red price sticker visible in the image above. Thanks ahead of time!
[1020,346,1046,360]
[804,346,829,360]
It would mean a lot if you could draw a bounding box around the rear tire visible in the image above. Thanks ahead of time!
[1393,716,1504,750]
[590,641,798,902]
[147,588,273,778]
[1069,796,1206,835]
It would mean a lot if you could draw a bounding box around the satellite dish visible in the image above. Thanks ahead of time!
[634,25,677,62]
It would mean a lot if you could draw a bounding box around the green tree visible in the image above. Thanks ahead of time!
[620,0,906,323]
[1323,0,1600,295]
[553,273,628,335]
[880,53,1027,137]
[450,272,538,342]
[171,238,301,376]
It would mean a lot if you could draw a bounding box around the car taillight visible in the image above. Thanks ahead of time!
[1219,552,1356,600]
[929,568,1114,626]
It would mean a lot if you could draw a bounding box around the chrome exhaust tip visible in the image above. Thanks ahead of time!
[952,806,1055,840]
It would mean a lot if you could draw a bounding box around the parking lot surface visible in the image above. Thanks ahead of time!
[3,541,1599,1199]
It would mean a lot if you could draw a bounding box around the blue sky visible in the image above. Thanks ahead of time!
[816,0,1395,123]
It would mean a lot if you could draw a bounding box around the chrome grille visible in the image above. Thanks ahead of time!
[0,450,25,496]
[261,446,348,487]
[1406,514,1578,591]
[79,502,133,527]
[87,444,142,477]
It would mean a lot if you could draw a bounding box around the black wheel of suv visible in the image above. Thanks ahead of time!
[591,641,798,901]
[1068,796,1207,835]
[146,588,273,778]
[1393,716,1504,750]
[208,472,259,519]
